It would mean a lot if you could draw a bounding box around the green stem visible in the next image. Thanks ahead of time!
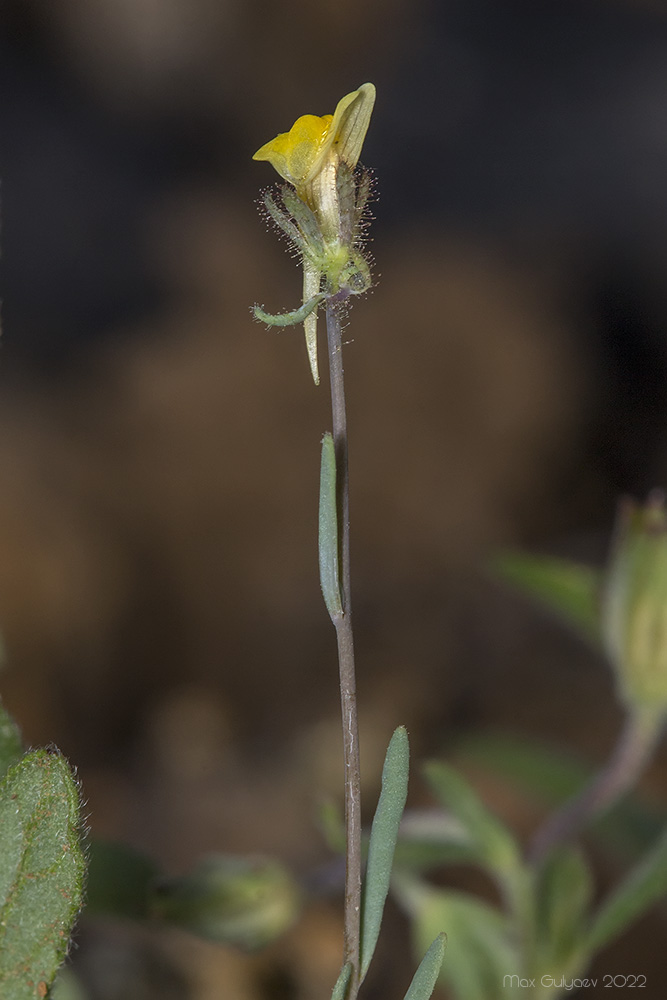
[326,296,362,998]
[530,707,664,864]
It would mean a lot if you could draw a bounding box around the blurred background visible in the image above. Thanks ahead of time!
[3,0,667,995]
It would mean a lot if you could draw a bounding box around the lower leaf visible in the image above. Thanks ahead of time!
[0,749,86,1000]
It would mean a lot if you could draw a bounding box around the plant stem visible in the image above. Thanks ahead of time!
[326,296,362,997]
[530,706,664,864]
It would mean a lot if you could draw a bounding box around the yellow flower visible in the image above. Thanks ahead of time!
[253,84,376,240]
[252,84,375,386]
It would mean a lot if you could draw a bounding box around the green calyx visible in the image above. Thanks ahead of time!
[253,163,372,385]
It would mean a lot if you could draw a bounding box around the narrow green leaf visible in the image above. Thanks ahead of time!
[318,798,476,871]
[456,732,589,805]
[0,697,22,780]
[423,761,521,878]
[360,726,410,982]
[319,432,343,620]
[535,846,593,965]
[491,550,601,642]
[587,824,667,951]
[393,874,517,1000]
[457,731,665,859]
[0,749,86,1000]
[330,963,352,1000]
[403,934,446,1000]
[394,809,476,871]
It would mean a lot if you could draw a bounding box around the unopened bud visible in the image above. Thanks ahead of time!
[151,854,301,950]
[602,492,667,711]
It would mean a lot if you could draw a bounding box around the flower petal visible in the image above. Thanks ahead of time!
[253,114,332,186]
[329,83,376,170]
[252,84,376,188]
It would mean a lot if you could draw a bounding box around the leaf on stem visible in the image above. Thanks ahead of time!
[423,761,521,879]
[394,809,476,871]
[535,845,593,965]
[319,432,343,620]
[587,823,667,951]
[491,550,601,643]
[393,874,516,1000]
[457,731,667,856]
[402,933,446,1000]
[330,963,352,1000]
[360,726,410,982]
[0,749,85,999]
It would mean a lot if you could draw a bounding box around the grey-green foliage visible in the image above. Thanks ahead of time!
[319,432,343,619]
[534,846,592,968]
[360,726,409,982]
[393,874,517,1000]
[492,550,601,643]
[456,731,665,859]
[0,749,85,1000]
[402,934,446,1000]
[330,963,352,1000]
[392,809,475,871]
[326,727,443,1000]
[587,823,667,951]
[318,797,475,873]
[422,761,521,885]
[391,746,667,999]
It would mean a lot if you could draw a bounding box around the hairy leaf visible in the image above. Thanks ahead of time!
[0,749,85,1000]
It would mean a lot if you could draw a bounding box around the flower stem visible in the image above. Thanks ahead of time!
[529,706,664,864]
[326,297,362,997]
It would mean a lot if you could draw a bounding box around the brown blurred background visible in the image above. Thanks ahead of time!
[4,0,667,996]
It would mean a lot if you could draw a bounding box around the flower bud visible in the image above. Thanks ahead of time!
[151,854,301,950]
[602,492,667,711]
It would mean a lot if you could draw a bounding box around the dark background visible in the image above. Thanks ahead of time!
[3,0,667,996]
